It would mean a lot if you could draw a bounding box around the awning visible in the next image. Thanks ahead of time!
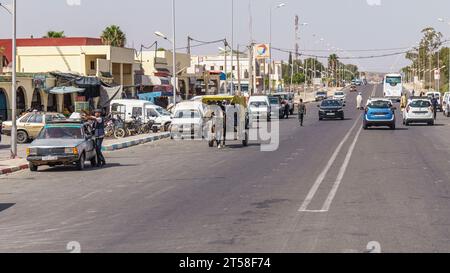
[140,75,171,86]
[48,86,85,94]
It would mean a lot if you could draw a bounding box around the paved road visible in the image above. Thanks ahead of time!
[1,84,450,252]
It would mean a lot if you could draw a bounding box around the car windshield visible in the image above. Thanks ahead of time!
[38,126,83,139]
[317,92,326,96]
[250,101,268,107]
[410,100,431,108]
[175,110,200,119]
[321,100,341,107]
[335,92,344,96]
[269,97,279,104]
[369,100,391,108]
[156,107,171,116]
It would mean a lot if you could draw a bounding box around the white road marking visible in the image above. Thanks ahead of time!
[298,116,361,212]
[321,126,363,211]
[371,84,377,97]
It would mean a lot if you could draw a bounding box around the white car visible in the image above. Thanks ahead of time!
[170,101,206,139]
[333,91,346,102]
[402,99,434,126]
[248,96,271,122]
[442,92,450,117]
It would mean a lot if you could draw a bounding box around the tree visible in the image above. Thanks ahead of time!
[43,31,65,38]
[101,25,126,47]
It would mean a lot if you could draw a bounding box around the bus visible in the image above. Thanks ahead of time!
[383,74,403,102]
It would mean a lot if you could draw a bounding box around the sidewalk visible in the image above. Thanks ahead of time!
[0,131,170,176]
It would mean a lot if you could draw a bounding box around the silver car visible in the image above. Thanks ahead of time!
[26,121,97,171]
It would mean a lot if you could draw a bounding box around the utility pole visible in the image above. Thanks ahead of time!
[171,0,177,106]
[230,0,235,95]
[187,36,191,55]
[237,45,242,94]
[248,43,254,95]
[11,0,17,158]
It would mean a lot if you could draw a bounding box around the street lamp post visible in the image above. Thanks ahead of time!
[269,2,286,94]
[11,1,17,158]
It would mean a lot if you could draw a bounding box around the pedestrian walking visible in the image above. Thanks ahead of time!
[431,95,438,120]
[298,99,306,126]
[86,109,106,167]
[356,92,363,110]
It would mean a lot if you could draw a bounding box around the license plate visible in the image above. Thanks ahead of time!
[326,113,335,116]
[42,156,58,161]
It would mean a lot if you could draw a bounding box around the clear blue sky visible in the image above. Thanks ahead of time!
[1,0,450,72]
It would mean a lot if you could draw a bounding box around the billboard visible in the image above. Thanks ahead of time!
[254,44,270,60]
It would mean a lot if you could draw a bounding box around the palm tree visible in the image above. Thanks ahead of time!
[43,31,65,38]
[328,54,339,86]
[101,25,126,47]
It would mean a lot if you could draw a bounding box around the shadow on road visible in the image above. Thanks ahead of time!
[0,203,15,213]
[365,127,409,131]
[37,163,137,173]
[406,123,445,127]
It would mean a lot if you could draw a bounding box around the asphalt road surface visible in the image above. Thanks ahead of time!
[1,84,450,253]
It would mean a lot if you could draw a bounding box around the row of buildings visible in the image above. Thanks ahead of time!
[0,36,284,121]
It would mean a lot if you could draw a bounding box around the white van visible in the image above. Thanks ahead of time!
[145,104,172,131]
[110,99,154,122]
[170,101,207,139]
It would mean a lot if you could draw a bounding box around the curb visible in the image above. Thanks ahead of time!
[102,132,171,152]
[0,163,29,176]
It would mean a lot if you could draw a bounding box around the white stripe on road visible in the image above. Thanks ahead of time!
[298,115,361,212]
[371,84,377,97]
[321,125,363,211]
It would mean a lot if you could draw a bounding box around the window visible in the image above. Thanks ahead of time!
[90,61,96,70]
[220,66,224,71]
[210,66,215,70]
[19,114,32,123]
[232,66,236,71]
[147,109,159,118]
[132,107,143,118]
[26,114,37,123]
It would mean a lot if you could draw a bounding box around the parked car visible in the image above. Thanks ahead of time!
[248,96,271,122]
[26,121,97,171]
[170,101,206,139]
[273,92,295,115]
[2,112,66,143]
[402,99,434,126]
[425,91,442,112]
[315,91,328,101]
[318,99,345,120]
[145,105,172,131]
[442,92,450,117]
[268,96,283,119]
[363,98,396,130]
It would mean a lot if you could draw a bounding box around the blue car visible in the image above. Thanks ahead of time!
[363,99,396,130]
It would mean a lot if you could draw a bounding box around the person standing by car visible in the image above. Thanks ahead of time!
[86,109,106,167]
[431,95,438,120]
[298,99,306,126]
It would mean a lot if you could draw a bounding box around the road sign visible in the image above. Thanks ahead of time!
[434,69,441,80]
[254,44,270,60]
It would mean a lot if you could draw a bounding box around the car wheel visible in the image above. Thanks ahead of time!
[341,115,345,120]
[391,123,396,130]
[363,122,368,130]
[29,163,38,172]
[17,130,28,144]
[405,121,410,126]
[90,156,97,167]
[76,153,85,171]
[429,121,435,126]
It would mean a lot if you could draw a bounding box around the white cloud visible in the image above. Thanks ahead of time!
[66,0,81,6]
[366,0,381,6]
